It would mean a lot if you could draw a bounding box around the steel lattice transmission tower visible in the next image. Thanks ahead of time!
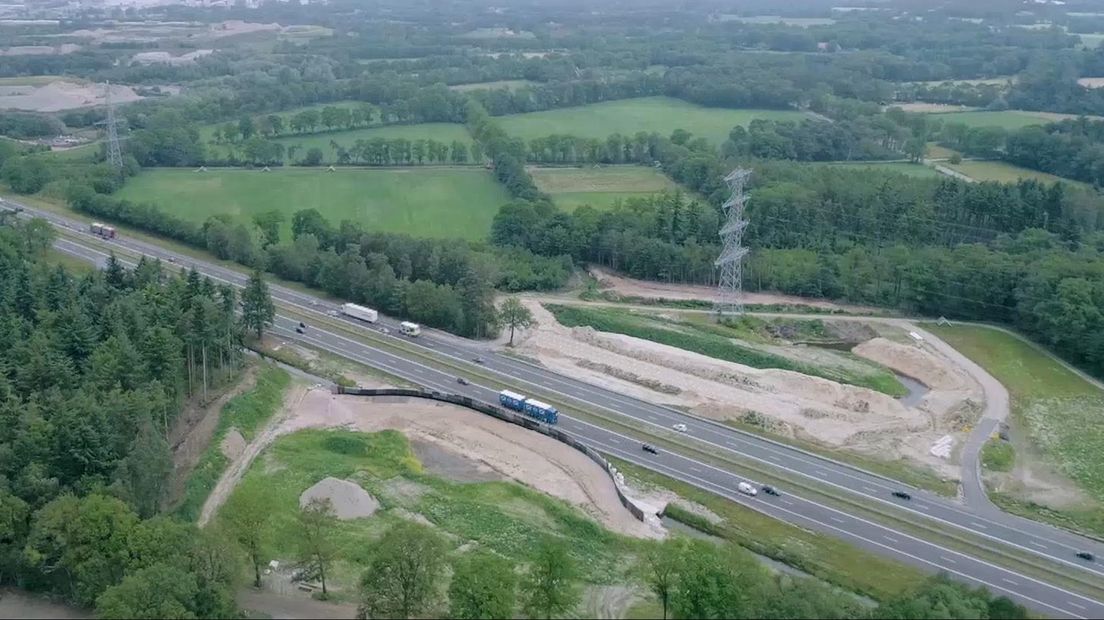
[714,168,752,316]
[104,81,124,171]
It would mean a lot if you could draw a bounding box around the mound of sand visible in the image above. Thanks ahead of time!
[0,80,141,112]
[853,337,974,391]
[299,477,379,520]
[220,428,247,461]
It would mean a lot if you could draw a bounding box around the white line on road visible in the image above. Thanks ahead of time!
[941,556,957,564]
[863,486,878,493]
[884,536,899,543]
[1003,578,1019,586]
[1070,603,1087,611]
[830,516,845,524]
[973,521,989,530]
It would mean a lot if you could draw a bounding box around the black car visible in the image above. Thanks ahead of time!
[1076,551,1095,562]
[457,377,469,386]
[295,327,304,334]
[642,443,658,455]
[299,321,306,329]
[891,491,912,500]
[761,485,780,497]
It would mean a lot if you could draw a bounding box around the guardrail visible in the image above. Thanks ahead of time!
[335,385,647,522]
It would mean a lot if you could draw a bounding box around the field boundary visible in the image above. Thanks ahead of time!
[334,385,647,522]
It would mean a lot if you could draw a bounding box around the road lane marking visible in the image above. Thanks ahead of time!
[1002,578,1018,586]
[972,521,989,530]
[863,486,878,493]
[815,469,828,476]
[940,556,957,564]
[1031,541,1048,549]
[1070,603,1086,611]
[884,536,898,543]
[830,516,845,524]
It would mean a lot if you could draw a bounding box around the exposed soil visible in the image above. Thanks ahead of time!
[299,477,380,519]
[167,365,259,509]
[0,589,89,620]
[410,438,505,482]
[0,80,142,111]
[891,102,978,113]
[582,585,643,619]
[234,588,357,620]
[588,266,880,313]
[220,428,247,461]
[203,384,658,538]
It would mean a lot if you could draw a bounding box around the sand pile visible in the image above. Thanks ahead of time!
[299,477,379,520]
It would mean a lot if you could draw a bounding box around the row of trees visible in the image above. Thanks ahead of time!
[325,137,477,166]
[0,219,285,617]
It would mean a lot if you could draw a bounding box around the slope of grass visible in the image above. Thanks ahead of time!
[115,167,511,241]
[220,429,643,592]
[943,160,1085,187]
[981,439,1015,473]
[498,97,808,145]
[530,166,681,210]
[176,364,290,522]
[927,324,1104,535]
[817,161,942,178]
[545,304,906,396]
[927,110,1054,130]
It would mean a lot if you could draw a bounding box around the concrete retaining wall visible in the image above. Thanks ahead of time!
[336,386,646,522]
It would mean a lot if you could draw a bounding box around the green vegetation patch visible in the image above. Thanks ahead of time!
[927,110,1055,130]
[817,161,943,179]
[545,304,906,396]
[176,364,290,522]
[498,97,808,145]
[221,429,642,588]
[530,166,680,210]
[981,439,1015,472]
[611,458,923,601]
[928,324,1104,533]
[942,159,1084,186]
[115,167,511,241]
[448,79,538,92]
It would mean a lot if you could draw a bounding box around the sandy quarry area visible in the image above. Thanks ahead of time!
[202,384,657,539]
[0,81,141,112]
[509,300,983,477]
[132,49,213,66]
[0,44,81,56]
[589,266,880,313]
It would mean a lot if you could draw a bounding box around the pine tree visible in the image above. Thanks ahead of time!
[240,270,275,341]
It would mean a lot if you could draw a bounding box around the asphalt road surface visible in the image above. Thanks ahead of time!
[12,200,1104,617]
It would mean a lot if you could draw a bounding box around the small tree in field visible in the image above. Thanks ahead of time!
[498,297,534,346]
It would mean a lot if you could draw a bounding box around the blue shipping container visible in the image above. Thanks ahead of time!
[499,390,527,412]
[498,390,558,425]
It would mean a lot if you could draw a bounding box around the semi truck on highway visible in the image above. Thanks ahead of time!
[498,389,559,424]
[90,222,116,239]
[341,303,378,323]
[400,321,421,337]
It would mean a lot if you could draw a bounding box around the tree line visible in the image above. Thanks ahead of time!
[0,218,276,617]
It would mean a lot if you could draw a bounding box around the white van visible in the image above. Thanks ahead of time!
[400,321,421,337]
[737,482,758,496]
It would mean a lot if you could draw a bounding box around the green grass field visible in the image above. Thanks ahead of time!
[927,110,1054,130]
[449,79,537,92]
[115,167,511,241]
[927,324,1104,534]
[219,429,642,594]
[1079,33,1104,48]
[498,97,808,145]
[818,161,943,178]
[530,166,681,210]
[943,160,1084,186]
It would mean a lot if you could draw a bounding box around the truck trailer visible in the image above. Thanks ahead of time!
[341,303,378,323]
[90,222,116,239]
[498,389,558,424]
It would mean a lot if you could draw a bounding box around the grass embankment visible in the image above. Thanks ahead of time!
[927,110,1055,130]
[175,364,290,522]
[610,458,923,602]
[818,161,943,179]
[220,429,644,593]
[498,96,809,145]
[114,167,511,241]
[927,324,1104,536]
[546,304,906,396]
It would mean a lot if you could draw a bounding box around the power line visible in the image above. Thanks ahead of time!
[715,168,751,316]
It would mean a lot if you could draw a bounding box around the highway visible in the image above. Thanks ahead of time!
[9,199,1104,617]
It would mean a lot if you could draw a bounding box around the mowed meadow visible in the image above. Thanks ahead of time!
[530,166,682,210]
[115,167,512,240]
[498,96,809,144]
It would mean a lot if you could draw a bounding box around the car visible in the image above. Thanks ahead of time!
[642,443,658,455]
[1076,551,1095,562]
[473,356,485,364]
[295,327,304,334]
[737,482,758,496]
[672,423,688,432]
[761,485,780,496]
[167,256,176,263]
[891,490,912,500]
[299,321,306,329]
[457,377,469,386]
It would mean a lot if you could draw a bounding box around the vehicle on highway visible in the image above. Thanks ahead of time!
[90,222,117,239]
[642,443,658,454]
[295,327,304,334]
[473,356,485,364]
[342,302,378,323]
[672,423,687,432]
[457,377,469,386]
[400,321,422,337]
[167,256,176,263]
[761,485,780,496]
[498,389,558,424]
[1076,551,1095,562]
[892,491,912,500]
[738,481,758,496]
[299,321,306,329]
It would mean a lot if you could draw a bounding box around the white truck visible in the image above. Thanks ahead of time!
[341,303,378,323]
[400,321,421,337]
[737,482,758,496]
